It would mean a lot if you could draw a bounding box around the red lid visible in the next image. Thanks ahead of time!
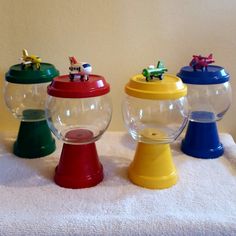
[47,74,110,98]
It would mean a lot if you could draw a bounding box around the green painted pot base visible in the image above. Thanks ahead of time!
[13,120,56,158]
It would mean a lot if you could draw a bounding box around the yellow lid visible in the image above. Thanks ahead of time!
[125,74,187,100]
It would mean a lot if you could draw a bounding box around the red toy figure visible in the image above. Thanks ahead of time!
[189,54,215,71]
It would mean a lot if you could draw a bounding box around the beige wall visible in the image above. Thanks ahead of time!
[1,0,236,139]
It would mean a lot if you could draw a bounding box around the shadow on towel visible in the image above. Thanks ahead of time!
[0,134,58,187]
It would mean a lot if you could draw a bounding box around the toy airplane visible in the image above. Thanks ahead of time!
[21,49,42,69]
[69,56,92,81]
[142,61,168,81]
[189,54,214,71]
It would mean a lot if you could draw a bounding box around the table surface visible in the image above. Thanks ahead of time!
[0,132,236,236]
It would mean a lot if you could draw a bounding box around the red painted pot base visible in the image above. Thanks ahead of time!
[54,142,104,189]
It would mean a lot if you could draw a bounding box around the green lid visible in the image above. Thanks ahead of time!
[5,63,59,84]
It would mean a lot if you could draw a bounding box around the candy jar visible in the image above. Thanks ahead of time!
[177,54,232,158]
[46,57,112,188]
[122,62,188,189]
[4,50,59,158]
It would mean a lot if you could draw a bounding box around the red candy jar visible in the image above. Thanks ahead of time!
[46,73,112,188]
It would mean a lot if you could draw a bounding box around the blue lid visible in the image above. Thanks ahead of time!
[177,65,230,85]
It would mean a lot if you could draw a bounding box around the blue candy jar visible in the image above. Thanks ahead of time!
[177,55,232,158]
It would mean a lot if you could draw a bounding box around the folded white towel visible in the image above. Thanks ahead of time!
[0,132,235,236]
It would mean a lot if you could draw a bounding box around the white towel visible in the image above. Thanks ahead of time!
[0,132,235,236]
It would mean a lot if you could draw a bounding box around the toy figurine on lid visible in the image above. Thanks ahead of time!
[122,62,188,189]
[69,56,92,81]
[4,49,59,158]
[21,49,42,70]
[46,57,112,189]
[189,53,214,71]
[177,54,232,158]
[142,61,168,81]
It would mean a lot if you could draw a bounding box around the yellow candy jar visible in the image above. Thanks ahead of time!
[122,69,188,189]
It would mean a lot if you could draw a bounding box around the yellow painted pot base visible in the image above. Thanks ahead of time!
[128,142,178,189]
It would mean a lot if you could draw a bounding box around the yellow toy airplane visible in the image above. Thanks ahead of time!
[21,49,42,69]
